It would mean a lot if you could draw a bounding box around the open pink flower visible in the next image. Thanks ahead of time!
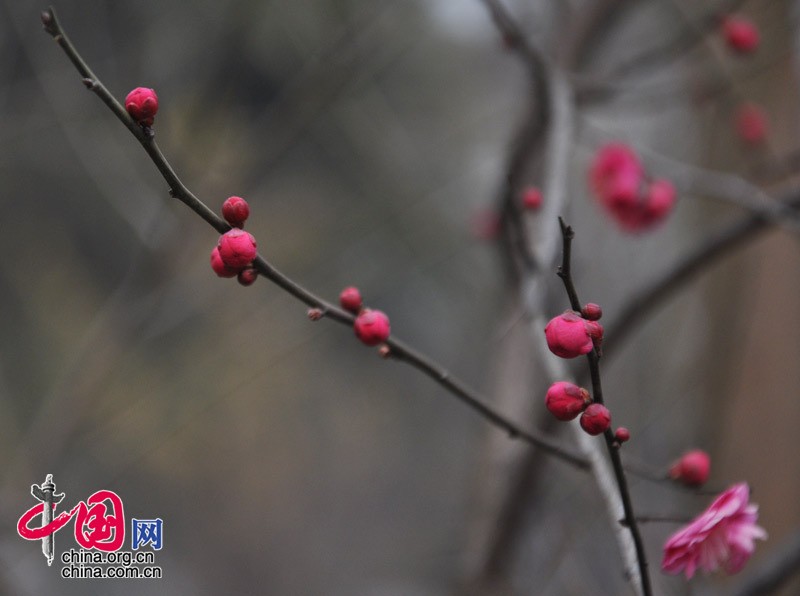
[662,483,767,579]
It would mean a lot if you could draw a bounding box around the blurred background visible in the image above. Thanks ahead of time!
[0,0,799,594]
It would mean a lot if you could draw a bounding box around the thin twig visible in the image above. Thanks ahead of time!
[40,6,588,471]
[556,218,652,596]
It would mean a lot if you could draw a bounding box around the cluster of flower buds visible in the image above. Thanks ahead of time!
[544,382,612,436]
[669,449,711,486]
[125,87,159,127]
[722,15,760,54]
[210,196,258,286]
[544,304,616,436]
[735,102,769,145]
[589,143,676,232]
[339,287,391,348]
[544,308,603,359]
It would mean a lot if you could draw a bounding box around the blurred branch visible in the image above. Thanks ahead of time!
[733,528,800,596]
[603,186,800,360]
[41,6,590,470]
[557,218,652,596]
[577,0,748,101]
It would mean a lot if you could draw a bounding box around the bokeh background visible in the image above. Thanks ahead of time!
[1,0,799,594]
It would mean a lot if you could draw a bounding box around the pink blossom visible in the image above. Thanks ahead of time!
[662,483,767,579]
[588,143,676,232]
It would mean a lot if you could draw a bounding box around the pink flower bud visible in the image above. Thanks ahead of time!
[237,268,258,286]
[210,246,240,278]
[222,196,250,228]
[545,382,591,421]
[544,311,594,358]
[723,16,760,54]
[580,403,611,436]
[643,179,676,222]
[589,143,642,203]
[521,187,543,210]
[614,427,631,443]
[581,303,603,321]
[584,320,604,342]
[354,309,391,346]
[339,286,363,314]
[125,87,159,126]
[670,449,711,486]
[218,229,257,269]
[735,103,769,145]
[307,308,324,321]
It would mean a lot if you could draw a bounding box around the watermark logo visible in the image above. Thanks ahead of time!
[17,474,162,579]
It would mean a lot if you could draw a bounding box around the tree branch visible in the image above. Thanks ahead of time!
[556,218,652,596]
[40,6,589,470]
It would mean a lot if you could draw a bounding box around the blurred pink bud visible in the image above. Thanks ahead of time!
[339,286,363,314]
[237,268,258,287]
[670,449,711,486]
[580,403,611,435]
[222,196,250,228]
[544,311,594,359]
[545,381,591,421]
[521,187,543,210]
[210,246,240,278]
[581,303,603,321]
[614,427,631,443]
[354,309,391,346]
[218,229,257,269]
[125,87,158,126]
[723,16,760,54]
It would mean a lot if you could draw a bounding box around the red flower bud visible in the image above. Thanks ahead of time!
[339,286,363,314]
[614,427,631,443]
[354,309,390,346]
[735,103,769,145]
[218,229,257,269]
[521,187,543,210]
[544,311,594,358]
[210,246,240,278]
[307,308,324,321]
[580,403,611,436]
[581,303,603,321]
[237,268,258,286]
[125,87,159,126]
[723,16,760,54]
[222,196,250,228]
[545,382,591,421]
[670,449,711,486]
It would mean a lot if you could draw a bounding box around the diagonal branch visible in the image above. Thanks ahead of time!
[40,6,589,470]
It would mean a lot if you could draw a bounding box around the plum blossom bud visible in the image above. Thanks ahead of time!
[723,16,760,54]
[544,311,594,358]
[545,382,591,421]
[581,303,602,321]
[125,87,159,126]
[521,187,543,210]
[735,103,769,145]
[643,179,676,222]
[614,427,631,443]
[222,196,250,228]
[354,309,390,346]
[237,268,258,287]
[307,308,324,321]
[339,286,363,314]
[218,229,257,269]
[210,246,239,278]
[670,449,711,486]
[580,403,611,436]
